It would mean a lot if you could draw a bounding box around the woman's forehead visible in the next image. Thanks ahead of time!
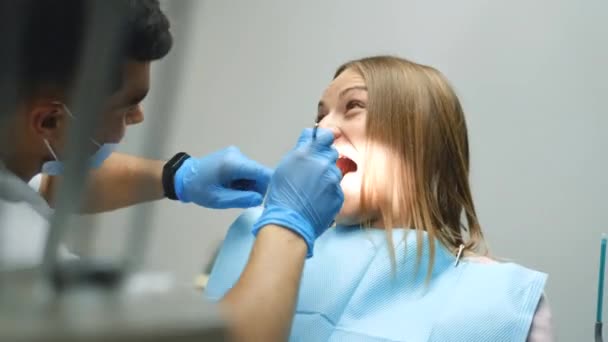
[322,68,366,100]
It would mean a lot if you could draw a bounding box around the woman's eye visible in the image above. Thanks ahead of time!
[346,100,364,111]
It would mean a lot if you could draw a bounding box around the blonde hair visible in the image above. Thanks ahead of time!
[334,56,486,279]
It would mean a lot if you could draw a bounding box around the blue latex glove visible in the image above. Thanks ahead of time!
[252,128,344,257]
[174,146,272,209]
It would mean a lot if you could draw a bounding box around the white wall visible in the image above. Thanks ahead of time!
[94,1,608,340]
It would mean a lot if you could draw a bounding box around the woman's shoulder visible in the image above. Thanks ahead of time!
[466,255,496,264]
[465,254,554,341]
[464,254,548,292]
[466,254,543,271]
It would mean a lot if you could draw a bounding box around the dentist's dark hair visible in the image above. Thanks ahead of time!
[0,0,172,104]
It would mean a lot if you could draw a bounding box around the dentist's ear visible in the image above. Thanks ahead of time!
[32,103,68,141]
[31,104,62,131]
[41,113,58,129]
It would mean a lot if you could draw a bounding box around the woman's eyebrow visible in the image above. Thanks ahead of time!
[339,86,367,99]
[317,85,367,113]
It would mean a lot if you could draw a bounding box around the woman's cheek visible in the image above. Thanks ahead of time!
[335,172,363,225]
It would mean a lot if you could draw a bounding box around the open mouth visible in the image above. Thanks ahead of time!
[336,155,358,177]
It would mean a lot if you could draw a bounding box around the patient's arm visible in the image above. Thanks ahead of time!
[39,152,165,213]
[527,295,554,342]
[221,225,306,342]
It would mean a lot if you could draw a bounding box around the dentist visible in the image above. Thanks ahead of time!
[0,1,343,341]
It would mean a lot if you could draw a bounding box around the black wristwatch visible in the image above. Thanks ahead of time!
[162,152,191,200]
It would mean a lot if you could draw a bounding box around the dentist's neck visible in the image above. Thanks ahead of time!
[0,127,42,183]
[1,152,41,183]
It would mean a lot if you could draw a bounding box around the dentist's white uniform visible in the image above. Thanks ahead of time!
[0,163,226,342]
[0,163,70,270]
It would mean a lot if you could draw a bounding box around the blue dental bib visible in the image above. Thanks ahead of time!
[206,208,547,341]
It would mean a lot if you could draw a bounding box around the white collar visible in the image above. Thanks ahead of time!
[0,161,52,219]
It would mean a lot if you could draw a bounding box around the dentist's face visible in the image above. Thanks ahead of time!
[39,61,150,158]
[318,68,375,225]
[97,60,150,143]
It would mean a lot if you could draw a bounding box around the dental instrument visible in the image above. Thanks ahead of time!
[596,234,606,342]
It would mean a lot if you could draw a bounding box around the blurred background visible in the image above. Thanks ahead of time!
[86,0,606,340]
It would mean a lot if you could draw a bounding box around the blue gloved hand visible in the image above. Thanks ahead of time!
[252,128,344,257]
[174,146,272,209]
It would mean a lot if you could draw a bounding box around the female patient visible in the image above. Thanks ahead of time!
[206,56,554,341]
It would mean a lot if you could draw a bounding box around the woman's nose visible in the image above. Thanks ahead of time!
[321,127,342,141]
[318,114,343,142]
[318,111,340,129]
